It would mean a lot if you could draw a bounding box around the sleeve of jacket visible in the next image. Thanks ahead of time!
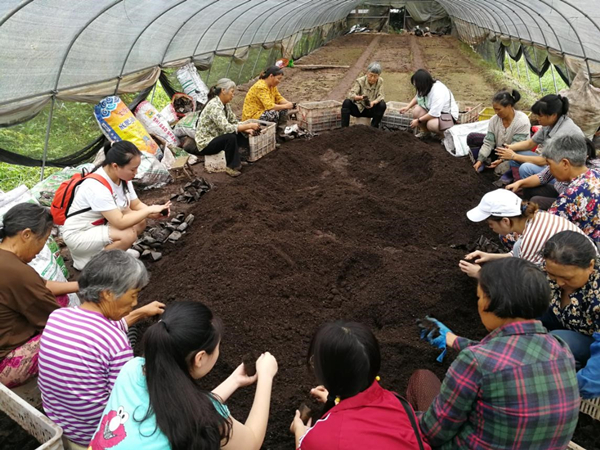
[419,348,482,448]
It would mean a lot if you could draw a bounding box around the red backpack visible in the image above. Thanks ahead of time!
[51,172,113,225]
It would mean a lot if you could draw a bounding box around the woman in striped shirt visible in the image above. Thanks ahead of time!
[38,250,165,449]
[459,189,587,278]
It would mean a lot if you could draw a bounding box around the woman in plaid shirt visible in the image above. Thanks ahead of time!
[413,258,580,450]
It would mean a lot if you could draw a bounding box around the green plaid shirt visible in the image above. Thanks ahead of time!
[420,320,580,450]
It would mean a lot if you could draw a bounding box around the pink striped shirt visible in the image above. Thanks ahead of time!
[38,307,132,446]
[511,211,586,265]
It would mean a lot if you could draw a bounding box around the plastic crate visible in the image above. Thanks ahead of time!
[0,382,63,449]
[457,102,483,124]
[241,119,277,162]
[381,101,412,130]
[297,101,342,134]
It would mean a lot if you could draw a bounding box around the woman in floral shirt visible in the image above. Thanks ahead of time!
[542,230,600,398]
[195,78,260,177]
[539,134,600,242]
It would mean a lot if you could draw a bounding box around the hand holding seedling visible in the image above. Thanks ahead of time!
[231,362,258,388]
[290,410,313,446]
[148,201,172,219]
[310,385,328,404]
[255,352,278,379]
[417,316,454,362]
[495,145,516,161]
[458,257,481,278]
[140,301,166,318]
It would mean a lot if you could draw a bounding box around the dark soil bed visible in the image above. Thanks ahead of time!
[0,411,39,450]
[138,126,496,448]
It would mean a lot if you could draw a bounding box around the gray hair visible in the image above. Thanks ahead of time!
[215,78,236,91]
[78,250,149,303]
[367,62,382,74]
[542,134,587,167]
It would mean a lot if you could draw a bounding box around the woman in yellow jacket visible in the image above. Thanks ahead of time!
[242,66,294,140]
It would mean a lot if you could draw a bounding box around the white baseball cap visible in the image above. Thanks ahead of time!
[467,189,523,222]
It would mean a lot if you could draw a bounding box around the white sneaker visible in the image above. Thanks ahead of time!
[126,249,140,259]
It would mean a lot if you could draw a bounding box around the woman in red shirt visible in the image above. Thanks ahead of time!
[290,321,430,450]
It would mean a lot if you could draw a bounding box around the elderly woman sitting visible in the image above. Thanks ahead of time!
[0,203,78,388]
[541,231,600,398]
[195,78,260,177]
[342,62,386,128]
[38,250,164,448]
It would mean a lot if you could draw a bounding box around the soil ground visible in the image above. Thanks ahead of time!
[2,33,594,450]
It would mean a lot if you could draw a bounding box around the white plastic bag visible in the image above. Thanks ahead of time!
[133,151,171,190]
[160,103,178,125]
[443,120,490,157]
[176,63,209,106]
[134,101,180,147]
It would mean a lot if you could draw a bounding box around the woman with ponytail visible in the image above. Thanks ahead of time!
[242,66,294,141]
[290,321,430,450]
[195,78,260,177]
[468,89,530,173]
[62,140,171,270]
[459,189,590,278]
[496,94,585,182]
[90,301,278,450]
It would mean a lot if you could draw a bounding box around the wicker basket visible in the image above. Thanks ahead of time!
[457,101,483,124]
[242,119,277,162]
[381,101,412,130]
[0,382,63,449]
[297,100,342,134]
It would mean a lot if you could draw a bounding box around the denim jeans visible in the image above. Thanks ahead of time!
[518,161,547,179]
[541,310,594,370]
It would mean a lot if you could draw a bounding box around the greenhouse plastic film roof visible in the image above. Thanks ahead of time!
[1,0,600,126]
[0,0,359,123]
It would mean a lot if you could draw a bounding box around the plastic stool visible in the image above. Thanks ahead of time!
[204,151,227,173]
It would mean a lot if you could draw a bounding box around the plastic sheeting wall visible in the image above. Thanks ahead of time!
[0,0,361,126]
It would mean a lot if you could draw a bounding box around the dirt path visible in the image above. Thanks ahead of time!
[325,35,381,101]
[409,34,426,71]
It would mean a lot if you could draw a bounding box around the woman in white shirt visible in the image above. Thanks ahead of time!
[400,69,458,139]
[62,141,171,270]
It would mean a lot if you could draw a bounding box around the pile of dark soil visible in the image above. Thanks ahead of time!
[0,411,38,450]
[139,126,495,448]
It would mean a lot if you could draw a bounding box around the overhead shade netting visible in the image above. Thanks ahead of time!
[0,0,361,128]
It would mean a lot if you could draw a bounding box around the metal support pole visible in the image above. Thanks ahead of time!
[550,63,558,93]
[40,96,56,181]
[507,55,513,74]
[515,55,521,79]
[150,81,158,104]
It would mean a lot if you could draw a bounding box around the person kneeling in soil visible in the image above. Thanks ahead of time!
[467,89,530,173]
[89,301,278,450]
[410,258,580,450]
[290,321,430,450]
[400,69,458,139]
[242,66,294,142]
[341,62,387,128]
[541,231,600,399]
[0,203,79,388]
[506,137,599,211]
[195,78,260,177]
[459,189,587,278]
[62,141,171,270]
[38,250,164,449]
[495,94,584,183]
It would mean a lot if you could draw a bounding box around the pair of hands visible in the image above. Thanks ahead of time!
[410,118,423,129]
[147,201,172,219]
[243,122,261,135]
[354,95,374,108]
[457,250,494,278]
[229,352,279,388]
[289,385,328,438]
